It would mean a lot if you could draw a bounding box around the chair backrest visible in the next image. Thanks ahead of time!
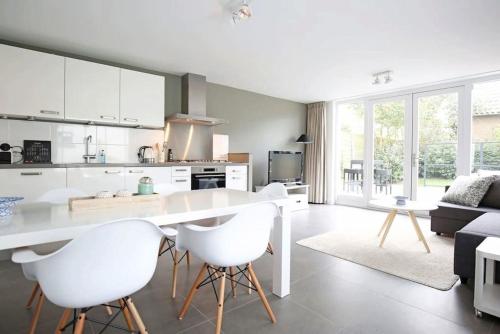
[36,188,87,204]
[32,219,164,309]
[258,182,288,198]
[154,183,181,196]
[351,160,364,169]
[177,202,280,267]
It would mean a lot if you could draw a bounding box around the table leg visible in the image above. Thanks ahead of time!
[379,210,397,248]
[377,211,393,237]
[272,204,291,298]
[408,211,430,253]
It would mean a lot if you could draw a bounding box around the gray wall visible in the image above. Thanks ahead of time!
[207,84,306,187]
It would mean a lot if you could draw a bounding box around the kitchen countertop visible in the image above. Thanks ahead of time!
[0,162,248,169]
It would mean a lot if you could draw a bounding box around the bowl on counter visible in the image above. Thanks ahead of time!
[394,196,408,206]
[0,197,23,218]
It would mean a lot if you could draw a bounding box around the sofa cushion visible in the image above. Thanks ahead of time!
[431,201,500,218]
[480,178,500,209]
[442,175,497,207]
[460,212,500,235]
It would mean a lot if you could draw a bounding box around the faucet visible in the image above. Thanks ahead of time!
[83,135,96,163]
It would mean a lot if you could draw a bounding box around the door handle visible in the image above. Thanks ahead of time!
[128,170,144,174]
[124,117,138,122]
[20,172,42,176]
[100,115,116,120]
[174,179,187,183]
[105,170,121,174]
[40,110,60,115]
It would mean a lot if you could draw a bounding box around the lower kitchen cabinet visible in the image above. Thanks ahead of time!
[225,165,248,191]
[67,167,125,196]
[0,168,66,203]
[125,167,172,193]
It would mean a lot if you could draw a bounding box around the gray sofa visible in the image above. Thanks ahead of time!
[430,178,500,235]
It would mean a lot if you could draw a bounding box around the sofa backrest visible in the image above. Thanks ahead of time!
[480,178,500,209]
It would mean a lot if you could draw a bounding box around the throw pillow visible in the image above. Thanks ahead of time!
[480,177,500,209]
[441,175,497,207]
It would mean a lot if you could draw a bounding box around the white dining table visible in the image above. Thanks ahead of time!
[0,188,292,298]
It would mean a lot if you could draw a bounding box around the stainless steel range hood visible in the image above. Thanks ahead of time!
[166,73,227,126]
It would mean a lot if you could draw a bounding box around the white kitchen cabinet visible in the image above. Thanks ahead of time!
[225,165,248,191]
[125,167,172,193]
[67,167,125,196]
[0,44,65,120]
[65,58,120,124]
[120,69,165,128]
[0,168,66,203]
[171,176,191,191]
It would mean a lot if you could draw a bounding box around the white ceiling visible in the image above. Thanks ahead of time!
[0,0,499,103]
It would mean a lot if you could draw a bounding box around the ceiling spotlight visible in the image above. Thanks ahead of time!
[233,1,252,24]
[372,70,393,85]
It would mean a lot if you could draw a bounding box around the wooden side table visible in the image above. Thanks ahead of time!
[474,237,500,318]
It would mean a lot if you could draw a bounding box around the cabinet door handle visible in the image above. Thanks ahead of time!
[100,115,116,120]
[40,110,60,115]
[105,170,121,174]
[175,169,187,172]
[174,179,187,183]
[20,172,42,176]
[128,170,144,174]
[232,176,241,180]
[124,117,138,122]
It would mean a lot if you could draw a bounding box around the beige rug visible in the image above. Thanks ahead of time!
[297,217,458,290]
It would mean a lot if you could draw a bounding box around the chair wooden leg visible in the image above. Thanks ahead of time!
[124,297,148,334]
[248,273,253,295]
[158,237,167,256]
[186,250,191,266]
[248,263,277,323]
[26,282,40,309]
[215,271,226,334]
[105,305,113,316]
[55,308,72,334]
[119,299,135,331]
[28,291,45,334]
[229,267,236,298]
[172,250,179,298]
[266,242,274,255]
[74,312,86,334]
[179,263,208,320]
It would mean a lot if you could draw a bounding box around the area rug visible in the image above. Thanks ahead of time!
[296,218,458,290]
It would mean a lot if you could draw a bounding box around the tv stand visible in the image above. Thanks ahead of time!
[256,184,309,211]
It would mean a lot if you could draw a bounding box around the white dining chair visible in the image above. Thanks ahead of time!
[177,202,280,334]
[258,182,288,255]
[12,218,170,334]
[23,188,88,334]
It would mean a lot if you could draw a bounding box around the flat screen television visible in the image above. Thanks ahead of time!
[268,151,303,184]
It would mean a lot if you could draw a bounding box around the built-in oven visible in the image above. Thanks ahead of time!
[191,166,226,190]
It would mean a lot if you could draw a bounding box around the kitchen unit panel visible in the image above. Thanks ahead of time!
[0,44,64,120]
[225,165,248,191]
[120,69,165,128]
[125,167,172,193]
[172,176,191,191]
[172,166,191,177]
[65,58,120,124]
[67,167,125,195]
[0,168,66,203]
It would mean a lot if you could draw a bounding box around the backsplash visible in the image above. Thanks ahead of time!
[0,119,164,163]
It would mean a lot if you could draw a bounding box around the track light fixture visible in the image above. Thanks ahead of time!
[232,0,252,24]
[372,71,393,85]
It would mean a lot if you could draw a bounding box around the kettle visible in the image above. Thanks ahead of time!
[137,146,155,163]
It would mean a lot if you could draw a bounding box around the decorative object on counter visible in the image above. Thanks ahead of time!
[98,150,106,163]
[296,134,313,144]
[394,196,408,206]
[0,143,24,164]
[69,193,160,211]
[138,146,155,164]
[23,140,51,164]
[115,190,133,198]
[167,148,174,162]
[95,191,114,199]
[0,197,23,217]
[138,176,154,195]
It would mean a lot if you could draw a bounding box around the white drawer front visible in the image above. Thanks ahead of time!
[171,176,191,191]
[172,166,191,177]
[225,165,247,175]
[67,167,125,196]
[226,174,248,191]
[0,168,66,203]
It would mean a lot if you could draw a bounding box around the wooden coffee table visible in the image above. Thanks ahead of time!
[369,199,438,253]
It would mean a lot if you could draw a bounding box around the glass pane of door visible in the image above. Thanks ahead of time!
[415,91,459,202]
[337,102,365,196]
[472,80,500,174]
[372,99,406,198]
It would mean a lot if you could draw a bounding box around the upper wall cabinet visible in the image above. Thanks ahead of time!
[65,58,120,124]
[0,44,65,120]
[120,69,165,128]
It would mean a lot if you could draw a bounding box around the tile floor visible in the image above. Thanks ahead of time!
[0,205,498,333]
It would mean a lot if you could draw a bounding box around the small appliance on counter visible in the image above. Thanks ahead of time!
[137,146,155,164]
[138,176,154,195]
[0,143,24,164]
[23,140,51,164]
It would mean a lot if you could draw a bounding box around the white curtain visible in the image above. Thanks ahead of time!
[305,102,327,203]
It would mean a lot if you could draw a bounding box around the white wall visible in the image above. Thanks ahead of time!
[0,119,164,163]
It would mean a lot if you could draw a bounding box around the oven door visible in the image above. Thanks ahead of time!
[191,173,226,190]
